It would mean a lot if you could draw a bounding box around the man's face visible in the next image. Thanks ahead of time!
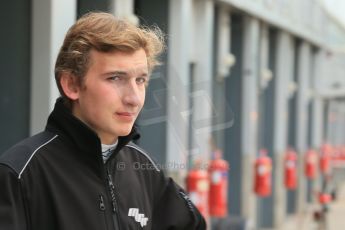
[72,48,148,144]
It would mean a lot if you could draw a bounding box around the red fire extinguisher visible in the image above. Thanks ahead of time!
[284,148,297,190]
[318,174,333,205]
[254,149,272,197]
[208,149,229,217]
[305,149,317,179]
[186,166,209,219]
[318,192,332,204]
[340,145,345,163]
[320,144,331,175]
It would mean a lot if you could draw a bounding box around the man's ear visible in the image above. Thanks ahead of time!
[60,73,80,100]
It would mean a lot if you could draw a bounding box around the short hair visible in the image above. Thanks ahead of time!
[54,12,165,105]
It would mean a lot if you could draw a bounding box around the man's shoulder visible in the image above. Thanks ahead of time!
[0,131,58,177]
[125,142,161,172]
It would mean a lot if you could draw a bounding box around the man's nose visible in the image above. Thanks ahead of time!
[122,80,142,106]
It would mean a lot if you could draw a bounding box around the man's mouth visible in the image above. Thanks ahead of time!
[115,112,136,121]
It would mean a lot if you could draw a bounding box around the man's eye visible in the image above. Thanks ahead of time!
[136,77,147,84]
[108,76,121,81]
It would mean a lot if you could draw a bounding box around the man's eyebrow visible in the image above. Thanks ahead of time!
[102,71,128,76]
[102,70,149,77]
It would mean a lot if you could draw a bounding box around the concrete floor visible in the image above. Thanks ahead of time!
[281,181,345,230]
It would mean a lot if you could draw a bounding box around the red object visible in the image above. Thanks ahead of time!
[318,193,332,204]
[186,168,209,219]
[305,149,318,179]
[254,149,272,197]
[284,148,297,190]
[331,146,345,167]
[320,144,331,174]
[208,150,229,217]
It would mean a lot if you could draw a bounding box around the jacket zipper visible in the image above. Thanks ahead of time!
[106,168,121,230]
[99,195,109,230]
[99,195,106,211]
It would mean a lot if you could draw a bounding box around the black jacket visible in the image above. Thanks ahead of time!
[0,99,206,230]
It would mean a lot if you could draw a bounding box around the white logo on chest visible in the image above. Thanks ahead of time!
[128,208,149,227]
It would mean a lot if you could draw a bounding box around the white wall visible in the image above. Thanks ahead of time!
[31,0,76,134]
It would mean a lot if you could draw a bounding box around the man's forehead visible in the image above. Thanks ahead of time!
[89,48,147,61]
[88,49,149,73]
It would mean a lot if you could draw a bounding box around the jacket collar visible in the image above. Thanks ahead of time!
[45,98,140,157]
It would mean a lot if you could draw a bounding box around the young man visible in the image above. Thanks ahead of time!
[0,12,206,230]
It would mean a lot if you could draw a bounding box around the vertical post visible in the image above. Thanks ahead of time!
[30,0,76,135]
[241,15,259,225]
[295,41,311,213]
[166,0,192,183]
[225,13,244,216]
[110,0,139,25]
[191,0,214,161]
[310,49,325,200]
[256,22,270,228]
[340,101,345,146]
[311,50,324,149]
[272,31,294,228]
[213,5,231,150]
[328,100,339,145]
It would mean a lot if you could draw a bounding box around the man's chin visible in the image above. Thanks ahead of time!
[117,129,133,137]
